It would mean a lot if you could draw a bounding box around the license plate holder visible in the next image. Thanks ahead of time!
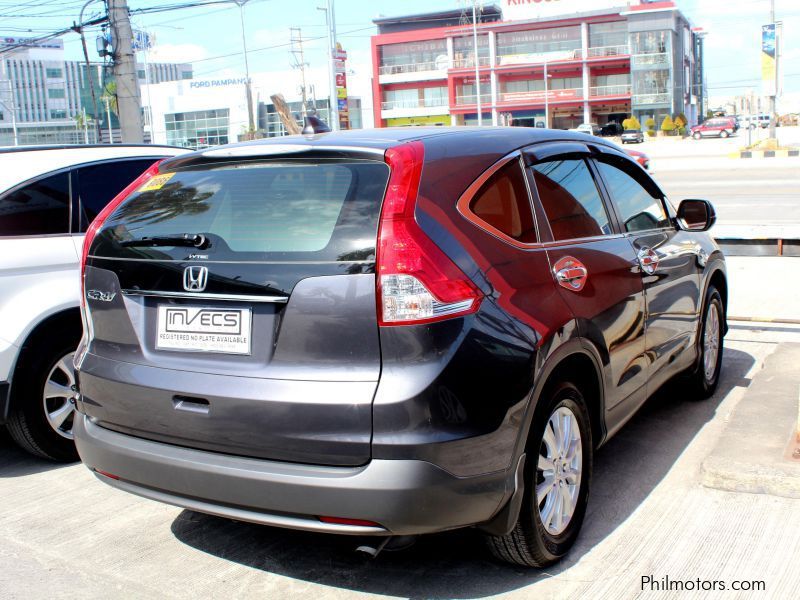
[156,305,252,355]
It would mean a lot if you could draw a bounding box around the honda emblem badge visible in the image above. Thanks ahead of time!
[183,266,208,292]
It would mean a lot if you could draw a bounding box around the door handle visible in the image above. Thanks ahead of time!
[553,256,588,292]
[637,247,659,275]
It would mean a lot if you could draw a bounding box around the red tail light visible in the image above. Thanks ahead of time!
[377,141,481,326]
[80,160,163,300]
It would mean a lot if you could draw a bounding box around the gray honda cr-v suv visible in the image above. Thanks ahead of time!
[74,127,726,566]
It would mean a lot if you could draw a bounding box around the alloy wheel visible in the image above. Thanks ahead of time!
[536,406,583,536]
[42,352,77,439]
[703,304,720,381]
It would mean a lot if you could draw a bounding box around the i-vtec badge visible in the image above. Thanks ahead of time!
[86,290,117,302]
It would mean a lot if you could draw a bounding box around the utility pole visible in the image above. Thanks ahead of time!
[290,27,309,117]
[108,0,144,142]
[233,0,255,135]
[471,0,482,126]
[318,1,339,131]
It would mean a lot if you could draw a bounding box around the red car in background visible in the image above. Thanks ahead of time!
[626,148,650,170]
[689,117,737,139]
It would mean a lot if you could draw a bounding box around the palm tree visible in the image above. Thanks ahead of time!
[101,81,118,116]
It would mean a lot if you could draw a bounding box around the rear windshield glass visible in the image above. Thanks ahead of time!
[93,160,390,262]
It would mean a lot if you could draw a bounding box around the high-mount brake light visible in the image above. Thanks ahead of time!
[377,141,481,326]
[80,160,164,298]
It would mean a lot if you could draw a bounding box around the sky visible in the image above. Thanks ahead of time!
[1,0,799,113]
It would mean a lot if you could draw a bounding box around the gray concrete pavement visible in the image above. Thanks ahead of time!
[2,323,800,599]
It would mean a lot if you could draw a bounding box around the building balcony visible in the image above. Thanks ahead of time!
[632,53,670,69]
[633,92,671,106]
[454,93,493,107]
[498,88,584,105]
[496,48,582,68]
[378,60,448,84]
[586,45,631,59]
[589,84,632,98]
[381,98,449,119]
[450,55,492,70]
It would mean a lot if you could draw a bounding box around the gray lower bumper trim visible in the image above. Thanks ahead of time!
[0,381,9,425]
[75,415,509,536]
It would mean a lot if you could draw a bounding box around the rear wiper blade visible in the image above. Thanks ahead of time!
[121,233,209,249]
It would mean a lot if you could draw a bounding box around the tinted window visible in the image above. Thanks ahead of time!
[94,161,390,262]
[77,159,158,229]
[596,160,669,233]
[0,172,70,236]
[532,159,611,241]
[470,160,536,243]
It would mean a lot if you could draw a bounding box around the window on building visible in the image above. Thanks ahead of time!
[596,159,669,233]
[532,159,611,241]
[48,87,66,99]
[182,71,193,80]
[165,108,230,149]
[137,69,146,79]
[631,31,669,55]
[50,109,67,119]
[452,34,489,68]
[0,171,70,236]
[45,67,63,78]
[383,88,421,109]
[497,26,581,61]
[423,86,447,107]
[379,40,447,72]
[470,159,537,243]
[589,22,628,49]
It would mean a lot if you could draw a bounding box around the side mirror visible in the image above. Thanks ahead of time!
[677,199,716,232]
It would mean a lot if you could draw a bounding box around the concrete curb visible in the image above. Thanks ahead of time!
[701,343,800,498]
[729,149,800,159]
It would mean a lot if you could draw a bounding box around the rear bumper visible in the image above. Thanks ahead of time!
[74,414,511,536]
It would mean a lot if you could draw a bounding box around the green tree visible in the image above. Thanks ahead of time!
[101,81,118,116]
[674,113,688,128]
[661,115,675,133]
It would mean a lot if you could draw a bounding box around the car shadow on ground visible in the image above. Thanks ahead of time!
[0,427,77,477]
[170,347,755,598]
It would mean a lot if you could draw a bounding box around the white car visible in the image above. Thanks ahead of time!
[0,145,186,461]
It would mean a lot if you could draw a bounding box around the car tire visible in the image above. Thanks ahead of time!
[485,381,593,567]
[6,327,80,462]
[693,132,702,140]
[720,130,729,138]
[684,286,724,400]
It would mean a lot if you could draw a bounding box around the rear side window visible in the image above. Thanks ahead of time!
[0,172,70,237]
[596,160,669,233]
[76,159,158,230]
[94,161,390,262]
[532,159,612,241]
[469,159,537,243]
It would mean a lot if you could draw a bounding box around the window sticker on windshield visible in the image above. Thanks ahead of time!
[139,173,175,192]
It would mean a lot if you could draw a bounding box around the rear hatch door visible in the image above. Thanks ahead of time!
[80,152,389,465]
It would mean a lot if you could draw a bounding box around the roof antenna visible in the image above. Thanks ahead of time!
[303,115,331,135]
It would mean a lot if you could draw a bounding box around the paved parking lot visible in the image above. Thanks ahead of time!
[3,321,800,599]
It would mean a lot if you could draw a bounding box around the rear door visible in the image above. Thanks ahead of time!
[81,155,390,465]
[525,144,648,419]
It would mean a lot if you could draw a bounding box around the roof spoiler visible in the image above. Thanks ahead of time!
[302,115,331,135]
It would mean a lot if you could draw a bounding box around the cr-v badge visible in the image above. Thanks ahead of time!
[183,266,209,292]
[86,290,117,302]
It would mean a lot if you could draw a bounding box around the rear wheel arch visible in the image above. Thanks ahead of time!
[11,308,82,395]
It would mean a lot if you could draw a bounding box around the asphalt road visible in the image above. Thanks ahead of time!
[631,127,800,229]
[3,320,800,599]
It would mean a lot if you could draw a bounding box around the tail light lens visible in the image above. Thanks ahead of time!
[80,160,163,302]
[377,142,481,326]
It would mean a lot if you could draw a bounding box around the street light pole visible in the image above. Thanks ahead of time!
[233,0,256,135]
[472,0,482,126]
[768,0,776,139]
[544,60,549,128]
[318,0,339,131]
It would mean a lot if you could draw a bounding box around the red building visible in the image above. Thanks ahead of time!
[371,1,705,130]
